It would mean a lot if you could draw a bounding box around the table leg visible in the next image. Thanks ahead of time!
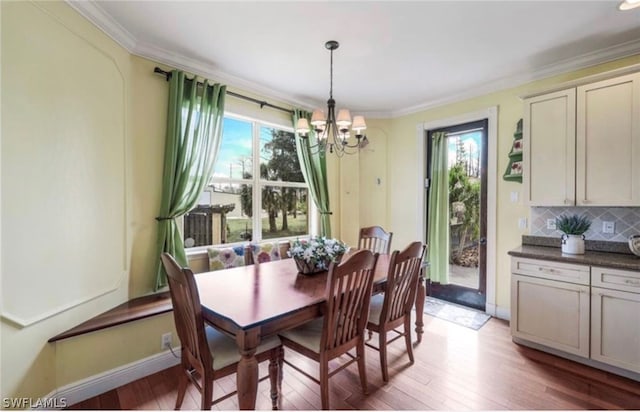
[414,275,426,343]
[236,330,259,410]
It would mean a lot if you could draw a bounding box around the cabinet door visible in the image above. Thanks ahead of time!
[511,274,589,357]
[523,89,576,206]
[576,73,640,206]
[591,286,640,373]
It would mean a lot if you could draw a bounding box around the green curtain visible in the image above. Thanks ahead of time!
[292,109,332,237]
[154,70,226,290]
[427,131,449,284]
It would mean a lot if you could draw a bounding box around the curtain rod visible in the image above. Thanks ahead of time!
[153,67,294,115]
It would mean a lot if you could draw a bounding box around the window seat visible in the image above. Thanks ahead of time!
[48,292,172,342]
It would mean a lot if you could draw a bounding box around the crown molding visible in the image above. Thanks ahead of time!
[391,38,640,118]
[66,0,640,119]
[133,41,318,112]
[66,0,136,52]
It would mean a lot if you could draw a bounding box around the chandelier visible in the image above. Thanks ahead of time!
[295,40,368,157]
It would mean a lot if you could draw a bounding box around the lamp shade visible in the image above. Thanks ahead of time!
[352,115,367,133]
[336,109,352,127]
[311,109,326,127]
[296,118,310,135]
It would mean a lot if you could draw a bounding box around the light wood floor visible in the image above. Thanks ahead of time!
[69,315,640,410]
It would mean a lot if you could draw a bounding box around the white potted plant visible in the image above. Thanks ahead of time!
[289,236,348,275]
[556,214,591,255]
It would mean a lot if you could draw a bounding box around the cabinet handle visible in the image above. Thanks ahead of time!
[624,279,640,286]
[538,267,556,274]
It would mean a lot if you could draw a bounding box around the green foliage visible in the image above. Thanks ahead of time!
[556,214,591,235]
[261,130,305,232]
[449,164,481,239]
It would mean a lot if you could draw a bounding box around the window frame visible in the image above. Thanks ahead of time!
[184,111,317,254]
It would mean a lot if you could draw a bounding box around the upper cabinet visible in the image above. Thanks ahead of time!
[523,89,576,206]
[576,74,640,206]
[524,72,640,206]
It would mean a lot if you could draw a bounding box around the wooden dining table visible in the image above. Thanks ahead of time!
[195,253,426,410]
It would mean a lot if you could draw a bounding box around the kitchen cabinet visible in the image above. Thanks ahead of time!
[511,255,640,380]
[523,89,576,206]
[511,258,590,357]
[523,72,640,206]
[590,266,640,373]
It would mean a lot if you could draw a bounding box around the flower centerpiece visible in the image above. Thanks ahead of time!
[289,236,348,275]
[557,214,591,255]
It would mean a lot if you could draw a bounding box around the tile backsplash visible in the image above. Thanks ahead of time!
[530,207,640,242]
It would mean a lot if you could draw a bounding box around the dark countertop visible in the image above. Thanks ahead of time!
[508,245,640,272]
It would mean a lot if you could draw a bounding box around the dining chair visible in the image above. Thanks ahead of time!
[365,241,425,382]
[160,253,283,410]
[278,249,379,410]
[358,226,393,255]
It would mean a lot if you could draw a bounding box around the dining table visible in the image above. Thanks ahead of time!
[194,252,426,410]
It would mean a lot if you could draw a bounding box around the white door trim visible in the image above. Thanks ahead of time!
[416,106,499,315]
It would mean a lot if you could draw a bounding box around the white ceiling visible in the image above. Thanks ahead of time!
[71,1,640,117]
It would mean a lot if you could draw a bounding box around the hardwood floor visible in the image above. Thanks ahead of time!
[68,315,640,410]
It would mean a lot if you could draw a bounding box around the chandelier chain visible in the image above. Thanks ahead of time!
[329,48,334,100]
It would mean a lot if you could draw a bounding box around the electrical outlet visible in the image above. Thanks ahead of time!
[546,219,557,230]
[602,221,615,234]
[161,332,172,350]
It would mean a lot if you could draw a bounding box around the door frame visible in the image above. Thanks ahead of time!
[416,107,498,316]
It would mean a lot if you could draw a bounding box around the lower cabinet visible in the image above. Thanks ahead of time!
[511,257,640,379]
[591,266,640,374]
[511,261,590,357]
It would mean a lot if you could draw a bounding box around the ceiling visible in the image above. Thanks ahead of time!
[71,1,640,117]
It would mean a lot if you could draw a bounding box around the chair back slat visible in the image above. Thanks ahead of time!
[381,242,425,324]
[161,253,213,373]
[322,250,378,350]
[358,226,393,255]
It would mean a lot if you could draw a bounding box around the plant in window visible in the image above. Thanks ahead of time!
[289,236,348,275]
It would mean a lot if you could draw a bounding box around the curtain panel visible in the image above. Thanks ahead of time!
[427,131,449,284]
[292,109,332,237]
[154,70,226,290]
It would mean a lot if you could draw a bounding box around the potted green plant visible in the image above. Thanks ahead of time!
[556,214,591,255]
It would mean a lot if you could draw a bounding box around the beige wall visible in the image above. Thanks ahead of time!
[0,1,301,400]
[1,0,134,399]
[385,54,640,312]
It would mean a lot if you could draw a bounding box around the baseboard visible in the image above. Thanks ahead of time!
[494,305,511,321]
[39,348,181,409]
[483,302,510,321]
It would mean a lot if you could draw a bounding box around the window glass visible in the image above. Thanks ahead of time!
[261,186,308,240]
[259,127,304,182]
[183,115,310,249]
[214,117,253,180]
[183,183,253,247]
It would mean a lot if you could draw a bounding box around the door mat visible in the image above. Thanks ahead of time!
[423,297,491,330]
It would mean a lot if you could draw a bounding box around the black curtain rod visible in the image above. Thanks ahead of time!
[153,67,294,115]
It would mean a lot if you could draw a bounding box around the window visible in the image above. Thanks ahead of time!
[183,115,310,248]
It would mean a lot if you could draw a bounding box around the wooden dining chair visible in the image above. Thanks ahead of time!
[365,241,425,382]
[358,226,393,255]
[278,250,379,410]
[160,253,283,410]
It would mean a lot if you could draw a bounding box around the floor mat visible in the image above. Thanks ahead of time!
[423,296,491,330]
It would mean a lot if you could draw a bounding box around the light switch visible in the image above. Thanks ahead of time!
[510,191,519,203]
[547,219,557,230]
[518,217,527,230]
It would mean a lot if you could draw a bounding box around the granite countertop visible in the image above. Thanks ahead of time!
[508,236,640,271]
